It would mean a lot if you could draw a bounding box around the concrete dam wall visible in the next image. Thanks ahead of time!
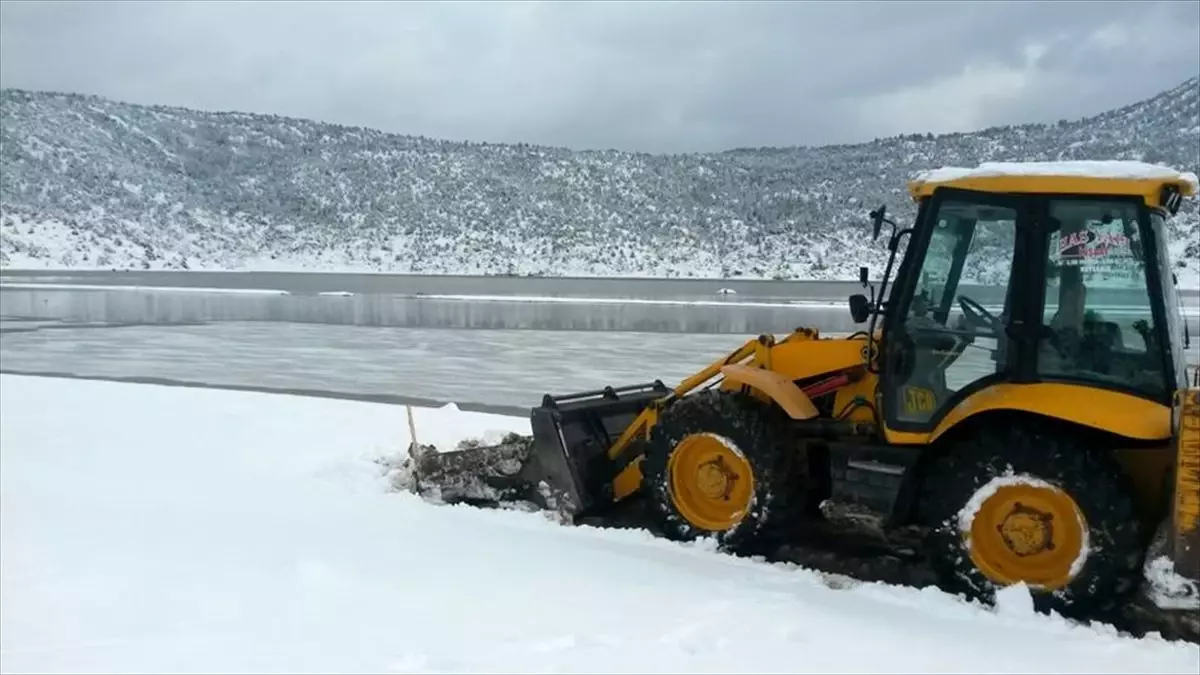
[4,284,1197,336]
[0,287,863,334]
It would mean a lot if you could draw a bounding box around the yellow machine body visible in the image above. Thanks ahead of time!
[410,161,1200,640]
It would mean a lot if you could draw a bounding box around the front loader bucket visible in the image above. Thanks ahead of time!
[525,380,671,519]
[405,381,670,522]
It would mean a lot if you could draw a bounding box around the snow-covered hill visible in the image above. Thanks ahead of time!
[1,77,1197,280]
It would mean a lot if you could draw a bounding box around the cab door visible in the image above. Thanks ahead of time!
[880,187,1033,431]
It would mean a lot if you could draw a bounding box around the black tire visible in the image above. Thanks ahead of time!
[916,419,1143,619]
[640,389,802,555]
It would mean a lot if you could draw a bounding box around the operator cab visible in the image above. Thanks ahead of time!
[852,161,1196,433]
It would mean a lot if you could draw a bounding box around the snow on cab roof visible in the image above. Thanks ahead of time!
[909,160,1199,196]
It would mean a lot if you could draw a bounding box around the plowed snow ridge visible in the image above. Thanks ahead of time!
[0,374,1196,674]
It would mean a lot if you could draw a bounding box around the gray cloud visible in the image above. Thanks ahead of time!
[1,0,1197,153]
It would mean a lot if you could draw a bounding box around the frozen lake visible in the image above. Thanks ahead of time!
[3,319,1196,413]
[0,320,734,412]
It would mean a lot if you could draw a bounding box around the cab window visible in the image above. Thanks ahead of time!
[1037,199,1168,397]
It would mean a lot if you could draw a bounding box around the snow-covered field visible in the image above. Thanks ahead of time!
[2,374,1197,674]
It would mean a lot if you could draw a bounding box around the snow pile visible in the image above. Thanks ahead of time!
[994,582,1038,617]
[1,374,1197,673]
[397,401,527,456]
[1144,555,1200,610]
[382,402,532,498]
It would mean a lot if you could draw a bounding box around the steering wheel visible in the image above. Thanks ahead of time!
[958,295,1004,335]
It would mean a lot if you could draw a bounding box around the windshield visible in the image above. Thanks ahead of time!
[892,194,1017,413]
[905,199,1015,331]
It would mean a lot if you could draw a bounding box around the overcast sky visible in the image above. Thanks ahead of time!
[1,0,1198,153]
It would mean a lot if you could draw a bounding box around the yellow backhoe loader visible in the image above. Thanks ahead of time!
[403,160,1200,642]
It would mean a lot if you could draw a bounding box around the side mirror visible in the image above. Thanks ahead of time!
[858,266,869,287]
[869,205,886,240]
[1160,185,1183,215]
[849,294,871,324]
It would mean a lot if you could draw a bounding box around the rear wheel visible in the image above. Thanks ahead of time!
[917,420,1144,618]
[640,389,802,554]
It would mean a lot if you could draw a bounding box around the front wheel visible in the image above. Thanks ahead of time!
[640,389,803,555]
[916,421,1144,618]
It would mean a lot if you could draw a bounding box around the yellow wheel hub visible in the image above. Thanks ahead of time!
[666,433,755,532]
[965,479,1088,590]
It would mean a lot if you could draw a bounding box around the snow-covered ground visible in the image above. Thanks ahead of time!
[2,374,1197,674]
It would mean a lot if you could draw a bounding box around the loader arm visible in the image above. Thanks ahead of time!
[606,331,859,502]
[603,336,765,463]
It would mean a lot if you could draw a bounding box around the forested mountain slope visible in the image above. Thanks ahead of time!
[1,76,1197,280]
